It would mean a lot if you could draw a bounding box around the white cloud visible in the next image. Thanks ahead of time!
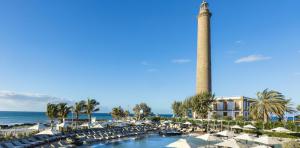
[171,59,191,64]
[235,54,271,63]
[147,68,158,72]
[235,40,244,44]
[0,91,73,111]
[141,61,150,66]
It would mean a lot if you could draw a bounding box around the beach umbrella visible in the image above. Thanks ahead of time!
[166,138,191,148]
[243,124,256,130]
[115,120,123,123]
[130,120,136,124]
[215,138,242,148]
[115,122,128,127]
[101,121,113,127]
[235,133,255,144]
[183,121,192,125]
[135,121,144,125]
[196,133,220,141]
[216,130,234,138]
[144,120,152,124]
[251,145,271,148]
[235,133,255,141]
[36,129,59,135]
[57,122,69,128]
[254,135,281,145]
[80,122,92,128]
[271,127,292,133]
[231,125,243,130]
[196,133,220,147]
[162,120,172,124]
[92,123,104,128]
[28,123,46,131]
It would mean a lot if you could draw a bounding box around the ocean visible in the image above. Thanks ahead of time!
[0,111,172,125]
[1,111,293,126]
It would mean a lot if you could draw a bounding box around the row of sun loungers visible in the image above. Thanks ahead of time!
[0,134,65,148]
[72,125,155,144]
[0,125,156,148]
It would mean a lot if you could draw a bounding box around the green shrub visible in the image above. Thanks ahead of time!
[235,116,244,121]
[263,131,300,139]
[223,116,232,121]
[282,140,300,148]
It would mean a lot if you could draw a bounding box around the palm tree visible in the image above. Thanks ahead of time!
[172,101,183,117]
[124,110,130,119]
[73,100,86,127]
[189,92,215,119]
[46,103,58,129]
[181,98,192,118]
[57,103,72,123]
[283,99,296,114]
[111,106,125,120]
[297,105,300,112]
[74,101,86,119]
[133,103,151,120]
[250,89,287,123]
[84,98,100,123]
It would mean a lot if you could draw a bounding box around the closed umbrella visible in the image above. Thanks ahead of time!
[166,138,191,148]
[28,123,46,131]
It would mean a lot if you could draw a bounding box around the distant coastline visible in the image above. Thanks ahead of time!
[0,111,173,125]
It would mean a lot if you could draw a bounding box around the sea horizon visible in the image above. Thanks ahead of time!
[0,111,173,126]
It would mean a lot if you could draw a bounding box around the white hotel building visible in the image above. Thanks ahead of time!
[209,96,253,120]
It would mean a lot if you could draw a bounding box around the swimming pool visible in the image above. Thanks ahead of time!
[90,134,213,148]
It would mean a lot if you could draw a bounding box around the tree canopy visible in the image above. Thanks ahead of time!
[133,102,152,120]
[111,106,126,120]
[250,89,293,123]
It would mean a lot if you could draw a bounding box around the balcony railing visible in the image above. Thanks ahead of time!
[212,106,241,111]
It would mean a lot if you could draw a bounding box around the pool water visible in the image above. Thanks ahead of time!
[90,134,213,148]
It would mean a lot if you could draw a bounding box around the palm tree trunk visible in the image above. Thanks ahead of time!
[75,113,78,129]
[51,120,54,130]
[89,114,91,123]
[264,112,268,123]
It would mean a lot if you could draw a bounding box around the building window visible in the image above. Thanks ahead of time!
[235,112,239,117]
[223,112,227,117]
[224,102,228,111]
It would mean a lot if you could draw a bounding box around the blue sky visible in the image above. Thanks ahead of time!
[0,0,299,113]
